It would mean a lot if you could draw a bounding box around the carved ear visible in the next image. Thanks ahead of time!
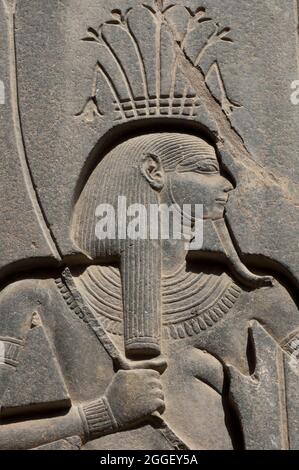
[141,153,165,191]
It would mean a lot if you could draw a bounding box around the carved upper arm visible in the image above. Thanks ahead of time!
[252,280,299,346]
[0,279,45,369]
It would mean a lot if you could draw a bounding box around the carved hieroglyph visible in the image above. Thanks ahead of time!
[0,0,298,451]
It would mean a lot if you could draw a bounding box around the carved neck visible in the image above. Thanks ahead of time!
[161,238,187,275]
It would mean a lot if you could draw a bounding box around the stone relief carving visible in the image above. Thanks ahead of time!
[0,0,298,451]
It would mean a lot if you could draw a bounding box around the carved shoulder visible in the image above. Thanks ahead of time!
[0,278,50,341]
[248,279,299,345]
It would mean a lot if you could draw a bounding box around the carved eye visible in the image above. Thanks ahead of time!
[192,162,219,174]
[177,159,219,175]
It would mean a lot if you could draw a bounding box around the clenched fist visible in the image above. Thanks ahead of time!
[105,369,165,429]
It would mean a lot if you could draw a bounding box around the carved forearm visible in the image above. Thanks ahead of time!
[0,397,118,450]
[0,406,85,450]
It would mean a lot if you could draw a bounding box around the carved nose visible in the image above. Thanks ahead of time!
[222,177,234,193]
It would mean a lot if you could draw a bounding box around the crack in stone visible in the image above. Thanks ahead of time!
[169,34,299,205]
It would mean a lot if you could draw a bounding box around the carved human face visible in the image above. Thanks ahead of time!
[168,152,233,220]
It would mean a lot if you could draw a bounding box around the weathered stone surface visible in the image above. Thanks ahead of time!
[0,0,298,450]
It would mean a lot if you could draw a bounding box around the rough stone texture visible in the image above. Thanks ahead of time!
[0,0,298,450]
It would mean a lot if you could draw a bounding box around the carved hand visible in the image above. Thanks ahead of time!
[105,369,165,429]
[80,369,165,442]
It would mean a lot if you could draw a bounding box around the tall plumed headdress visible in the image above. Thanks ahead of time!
[78,1,237,124]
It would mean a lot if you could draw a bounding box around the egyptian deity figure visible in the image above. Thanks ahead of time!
[0,132,298,450]
[0,2,298,451]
